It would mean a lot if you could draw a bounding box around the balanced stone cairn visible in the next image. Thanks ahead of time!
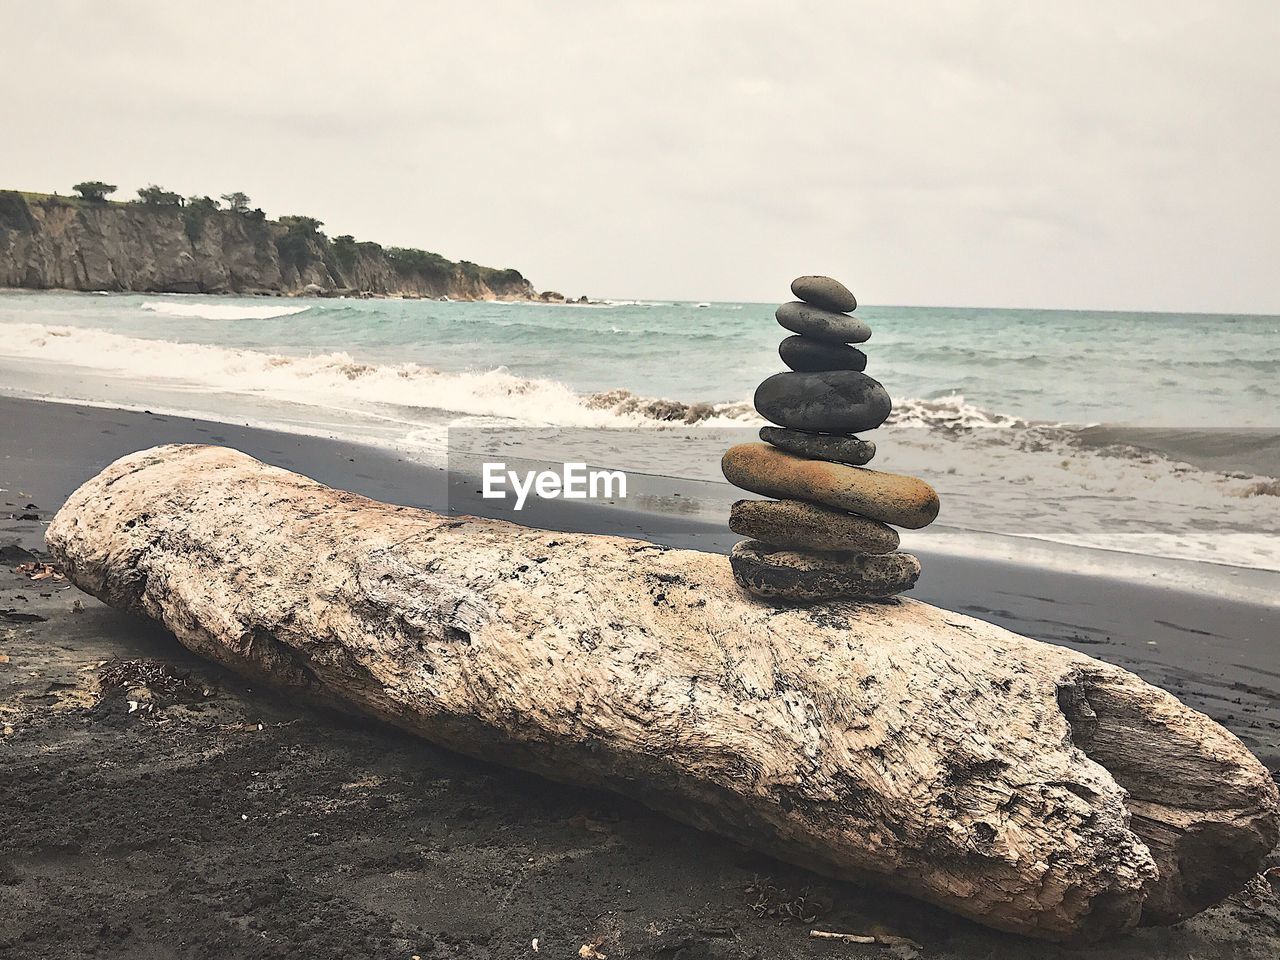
[722,275,940,601]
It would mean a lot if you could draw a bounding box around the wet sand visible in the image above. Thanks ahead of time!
[2,395,1278,958]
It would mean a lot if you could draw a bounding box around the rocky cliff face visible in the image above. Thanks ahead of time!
[0,192,537,300]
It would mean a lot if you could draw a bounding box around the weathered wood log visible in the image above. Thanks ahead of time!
[47,445,1278,942]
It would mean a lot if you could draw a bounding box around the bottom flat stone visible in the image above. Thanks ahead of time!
[730,539,920,601]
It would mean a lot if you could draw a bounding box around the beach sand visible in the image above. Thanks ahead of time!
[2,395,1278,958]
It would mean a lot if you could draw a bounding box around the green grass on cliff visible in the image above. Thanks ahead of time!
[18,190,127,209]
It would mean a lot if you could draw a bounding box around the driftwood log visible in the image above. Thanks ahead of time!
[47,445,1278,942]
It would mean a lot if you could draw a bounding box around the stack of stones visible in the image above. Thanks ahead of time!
[721,275,940,602]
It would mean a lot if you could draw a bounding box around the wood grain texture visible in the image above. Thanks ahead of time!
[46,445,1279,942]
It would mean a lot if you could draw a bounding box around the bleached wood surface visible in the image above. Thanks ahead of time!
[47,445,1278,941]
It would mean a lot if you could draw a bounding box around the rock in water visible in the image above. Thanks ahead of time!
[776,301,871,343]
[779,335,867,372]
[730,539,920,600]
[730,499,899,554]
[759,426,875,466]
[722,443,940,529]
[791,275,857,313]
[755,371,891,434]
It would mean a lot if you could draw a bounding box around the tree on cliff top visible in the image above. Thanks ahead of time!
[279,215,323,235]
[221,191,250,212]
[387,246,453,277]
[332,235,359,273]
[136,185,184,207]
[183,196,219,241]
[72,181,117,202]
[276,215,325,273]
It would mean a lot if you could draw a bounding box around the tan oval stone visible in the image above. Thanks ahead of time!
[730,539,920,601]
[722,443,940,529]
[730,499,899,554]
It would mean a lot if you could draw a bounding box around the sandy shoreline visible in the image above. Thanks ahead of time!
[2,394,1278,958]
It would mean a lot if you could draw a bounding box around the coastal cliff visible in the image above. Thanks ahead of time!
[0,191,538,300]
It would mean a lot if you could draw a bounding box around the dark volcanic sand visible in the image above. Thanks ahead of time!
[2,396,1278,959]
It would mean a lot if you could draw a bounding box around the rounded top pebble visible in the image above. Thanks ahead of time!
[791,275,857,313]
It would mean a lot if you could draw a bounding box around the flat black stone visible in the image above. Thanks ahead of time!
[775,301,870,343]
[754,371,891,434]
[759,426,875,466]
[779,336,867,372]
[791,275,857,313]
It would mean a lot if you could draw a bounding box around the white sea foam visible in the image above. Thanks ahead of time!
[0,322,745,429]
[141,300,311,321]
[889,393,1036,430]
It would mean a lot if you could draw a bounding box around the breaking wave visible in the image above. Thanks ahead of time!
[883,393,1280,479]
[3,322,1277,479]
[887,394,1043,432]
[2,323,1280,471]
[3,319,1278,573]
[141,300,311,321]
[0,322,753,429]
[583,389,754,425]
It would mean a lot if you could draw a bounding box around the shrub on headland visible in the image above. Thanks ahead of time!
[72,181,117,202]
[387,246,454,277]
[136,185,184,207]
[332,235,358,273]
[492,267,526,286]
[183,196,219,241]
[275,215,325,273]
[459,260,527,289]
[0,190,35,232]
[279,215,324,235]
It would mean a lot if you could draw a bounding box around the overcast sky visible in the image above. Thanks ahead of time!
[7,1,1278,311]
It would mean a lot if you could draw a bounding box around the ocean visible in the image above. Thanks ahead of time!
[2,290,1278,589]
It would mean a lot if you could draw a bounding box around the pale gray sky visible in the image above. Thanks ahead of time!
[7,1,1278,311]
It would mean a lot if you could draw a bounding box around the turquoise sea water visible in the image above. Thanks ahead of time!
[2,292,1277,427]
[1,291,1277,581]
